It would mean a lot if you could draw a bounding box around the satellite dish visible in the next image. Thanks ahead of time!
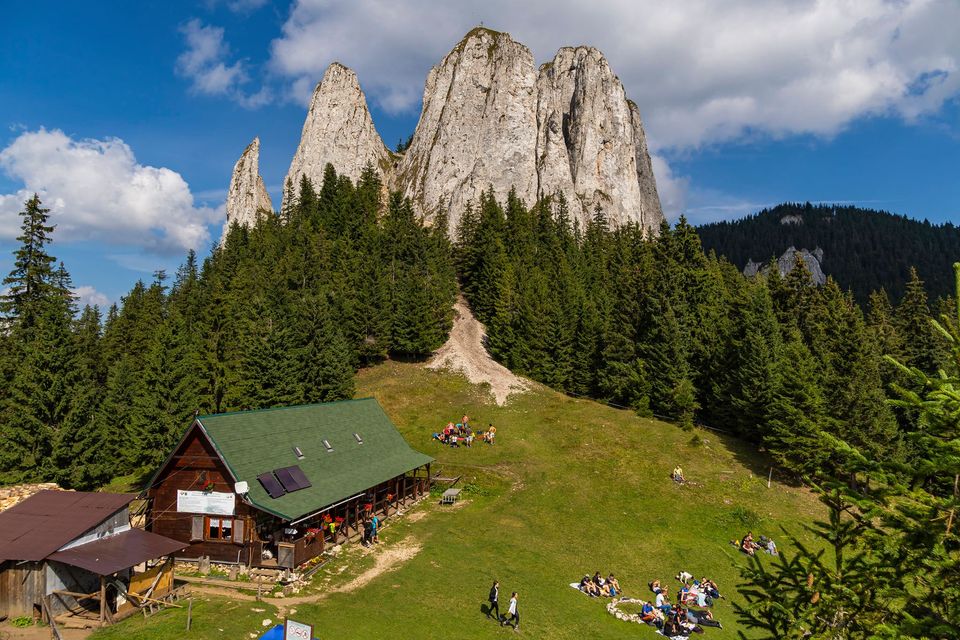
[234,481,249,494]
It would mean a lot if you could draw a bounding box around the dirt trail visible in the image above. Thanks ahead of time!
[186,539,422,615]
[427,296,530,405]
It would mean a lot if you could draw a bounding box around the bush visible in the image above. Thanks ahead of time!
[12,616,34,628]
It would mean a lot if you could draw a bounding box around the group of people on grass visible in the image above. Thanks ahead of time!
[433,413,497,447]
[487,581,520,630]
[642,573,724,635]
[577,571,622,598]
[737,531,778,557]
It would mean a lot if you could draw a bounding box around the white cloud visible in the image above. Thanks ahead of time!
[268,0,960,150]
[650,154,689,222]
[177,19,271,107]
[72,285,110,309]
[0,128,221,253]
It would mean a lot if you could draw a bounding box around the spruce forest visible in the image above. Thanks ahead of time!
[1,169,958,636]
[0,165,457,490]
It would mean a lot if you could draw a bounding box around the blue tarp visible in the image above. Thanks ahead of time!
[258,625,319,640]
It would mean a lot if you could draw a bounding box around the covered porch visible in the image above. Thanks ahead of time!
[251,464,431,569]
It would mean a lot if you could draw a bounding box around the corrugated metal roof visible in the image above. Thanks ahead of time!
[0,491,135,561]
[196,398,433,521]
[47,528,187,576]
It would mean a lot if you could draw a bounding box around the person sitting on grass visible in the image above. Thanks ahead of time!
[579,575,601,597]
[650,579,663,594]
[700,577,722,600]
[672,464,685,483]
[486,424,496,445]
[765,537,778,556]
[606,574,622,596]
[741,531,759,556]
[655,587,673,615]
[640,601,662,627]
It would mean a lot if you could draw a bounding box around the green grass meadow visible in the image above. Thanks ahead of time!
[92,361,822,639]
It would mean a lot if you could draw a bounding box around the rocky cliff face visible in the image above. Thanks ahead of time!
[284,62,390,207]
[744,247,827,285]
[231,27,664,236]
[535,46,662,230]
[397,29,539,230]
[222,137,272,242]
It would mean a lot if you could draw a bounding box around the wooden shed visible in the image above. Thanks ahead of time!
[146,398,433,569]
[0,491,186,628]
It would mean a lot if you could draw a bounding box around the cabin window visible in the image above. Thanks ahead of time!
[205,516,234,542]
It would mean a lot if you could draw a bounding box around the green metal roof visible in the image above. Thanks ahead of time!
[196,398,433,521]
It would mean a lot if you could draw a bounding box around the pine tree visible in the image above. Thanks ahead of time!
[896,267,941,373]
[1,194,57,332]
[765,331,836,478]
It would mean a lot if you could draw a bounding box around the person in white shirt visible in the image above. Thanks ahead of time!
[655,588,672,615]
[501,591,520,630]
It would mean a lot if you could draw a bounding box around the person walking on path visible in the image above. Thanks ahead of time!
[501,591,520,630]
[488,580,500,621]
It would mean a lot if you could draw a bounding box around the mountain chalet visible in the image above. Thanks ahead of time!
[146,398,433,569]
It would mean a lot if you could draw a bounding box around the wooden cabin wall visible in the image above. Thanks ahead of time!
[147,425,256,563]
[0,560,45,619]
[45,561,101,618]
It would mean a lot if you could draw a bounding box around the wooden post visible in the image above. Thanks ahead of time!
[99,576,106,626]
[186,598,193,631]
[767,467,773,489]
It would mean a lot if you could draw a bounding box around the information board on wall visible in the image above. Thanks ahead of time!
[176,490,235,515]
[284,619,314,640]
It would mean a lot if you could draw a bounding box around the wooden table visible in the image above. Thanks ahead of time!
[441,488,462,505]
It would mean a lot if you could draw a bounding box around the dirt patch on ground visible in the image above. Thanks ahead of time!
[406,510,428,523]
[328,540,422,595]
[427,296,530,405]
[0,623,90,640]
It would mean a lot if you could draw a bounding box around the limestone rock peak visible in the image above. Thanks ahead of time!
[222,137,272,242]
[284,62,390,208]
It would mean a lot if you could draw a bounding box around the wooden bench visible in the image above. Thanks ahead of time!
[441,488,462,505]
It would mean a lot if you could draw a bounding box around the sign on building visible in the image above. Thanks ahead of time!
[284,618,314,640]
[176,490,235,516]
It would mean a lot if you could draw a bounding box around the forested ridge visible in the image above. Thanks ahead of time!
[696,202,960,303]
[0,164,456,490]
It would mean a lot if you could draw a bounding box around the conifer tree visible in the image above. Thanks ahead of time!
[896,267,941,373]
[1,194,57,331]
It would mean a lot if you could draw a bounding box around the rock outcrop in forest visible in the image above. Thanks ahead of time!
[232,27,664,236]
[223,137,272,242]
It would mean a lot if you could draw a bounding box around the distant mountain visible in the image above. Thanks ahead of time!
[696,203,960,303]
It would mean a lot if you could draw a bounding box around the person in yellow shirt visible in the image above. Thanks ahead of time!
[673,465,684,483]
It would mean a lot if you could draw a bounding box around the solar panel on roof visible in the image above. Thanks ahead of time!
[275,465,312,492]
[287,465,312,490]
[274,467,298,492]
[257,472,286,498]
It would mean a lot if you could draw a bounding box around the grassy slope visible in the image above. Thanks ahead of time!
[90,596,279,639]
[92,361,822,639]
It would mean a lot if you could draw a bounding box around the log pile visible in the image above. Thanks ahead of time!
[0,482,69,512]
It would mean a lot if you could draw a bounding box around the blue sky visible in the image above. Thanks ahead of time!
[1,0,959,307]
